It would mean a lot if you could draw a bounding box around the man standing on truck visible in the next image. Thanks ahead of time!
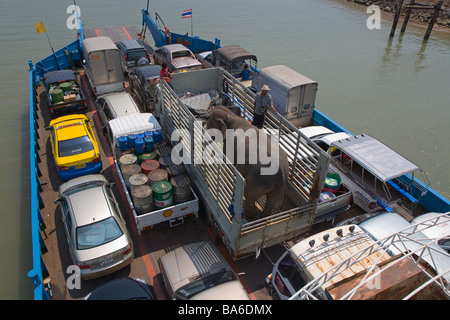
[252,84,277,129]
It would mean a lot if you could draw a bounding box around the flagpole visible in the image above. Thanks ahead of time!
[191,9,193,37]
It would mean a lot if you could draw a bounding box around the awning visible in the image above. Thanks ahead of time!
[331,134,422,182]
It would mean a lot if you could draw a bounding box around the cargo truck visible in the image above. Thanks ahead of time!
[251,65,318,128]
[82,36,125,96]
[156,67,352,259]
[105,112,199,231]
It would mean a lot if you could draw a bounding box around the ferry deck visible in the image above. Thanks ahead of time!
[34,25,369,300]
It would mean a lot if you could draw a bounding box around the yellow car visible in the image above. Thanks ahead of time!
[47,114,102,180]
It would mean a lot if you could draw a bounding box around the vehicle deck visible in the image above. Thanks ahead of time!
[35,25,368,300]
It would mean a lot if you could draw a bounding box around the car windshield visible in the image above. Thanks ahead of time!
[76,217,123,250]
[174,270,236,299]
[58,135,94,157]
[127,50,147,61]
[172,50,192,59]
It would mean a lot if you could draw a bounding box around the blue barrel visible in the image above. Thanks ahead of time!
[118,135,128,150]
[134,137,145,155]
[144,135,155,152]
[128,133,136,148]
[153,129,163,144]
[136,132,145,141]
[144,130,153,139]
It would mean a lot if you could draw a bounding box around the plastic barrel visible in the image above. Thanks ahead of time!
[153,181,173,209]
[144,135,155,152]
[152,129,163,144]
[118,153,137,169]
[129,173,149,192]
[134,137,145,155]
[148,168,168,186]
[131,185,154,214]
[319,191,336,203]
[323,172,342,193]
[118,136,128,150]
[50,88,63,103]
[122,164,141,188]
[127,133,136,148]
[171,174,190,204]
[141,159,160,175]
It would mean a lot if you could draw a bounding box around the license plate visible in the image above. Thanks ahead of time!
[99,257,114,267]
[75,163,86,169]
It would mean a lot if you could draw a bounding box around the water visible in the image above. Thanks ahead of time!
[0,0,448,299]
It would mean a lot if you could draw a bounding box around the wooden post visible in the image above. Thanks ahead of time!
[401,0,415,33]
[424,1,443,41]
[390,0,405,38]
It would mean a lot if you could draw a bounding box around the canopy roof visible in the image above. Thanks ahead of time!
[331,134,422,182]
[213,45,257,63]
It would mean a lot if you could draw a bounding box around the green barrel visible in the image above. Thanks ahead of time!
[138,151,156,164]
[49,88,63,103]
[59,82,73,92]
[153,181,173,209]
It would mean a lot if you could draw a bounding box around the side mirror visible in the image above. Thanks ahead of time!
[109,182,116,188]
[53,198,61,204]
[45,127,51,131]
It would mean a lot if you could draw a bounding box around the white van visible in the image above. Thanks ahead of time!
[82,36,125,96]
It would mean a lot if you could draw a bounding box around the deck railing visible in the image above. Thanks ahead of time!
[28,61,50,300]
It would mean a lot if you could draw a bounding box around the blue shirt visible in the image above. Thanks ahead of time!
[241,69,250,81]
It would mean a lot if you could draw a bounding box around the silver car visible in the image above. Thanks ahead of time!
[153,44,202,73]
[56,174,134,280]
[158,241,249,300]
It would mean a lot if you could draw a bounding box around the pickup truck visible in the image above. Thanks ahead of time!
[105,112,199,231]
[43,70,87,117]
[128,65,162,114]
[156,67,336,259]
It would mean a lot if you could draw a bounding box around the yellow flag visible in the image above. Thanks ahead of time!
[35,22,46,34]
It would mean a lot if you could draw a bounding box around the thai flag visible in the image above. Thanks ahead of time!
[182,8,192,19]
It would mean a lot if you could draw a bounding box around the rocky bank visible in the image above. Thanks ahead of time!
[346,0,450,29]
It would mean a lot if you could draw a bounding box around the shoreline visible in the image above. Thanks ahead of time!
[343,0,450,32]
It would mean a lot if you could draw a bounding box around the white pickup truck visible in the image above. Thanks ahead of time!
[106,112,199,232]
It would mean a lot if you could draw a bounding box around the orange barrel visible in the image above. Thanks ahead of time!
[141,159,160,175]
[148,168,168,186]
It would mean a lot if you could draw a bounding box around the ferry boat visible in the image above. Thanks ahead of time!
[27,6,450,300]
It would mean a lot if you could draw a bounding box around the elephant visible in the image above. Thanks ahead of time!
[206,105,289,221]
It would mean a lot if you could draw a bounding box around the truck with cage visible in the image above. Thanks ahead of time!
[155,67,353,259]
